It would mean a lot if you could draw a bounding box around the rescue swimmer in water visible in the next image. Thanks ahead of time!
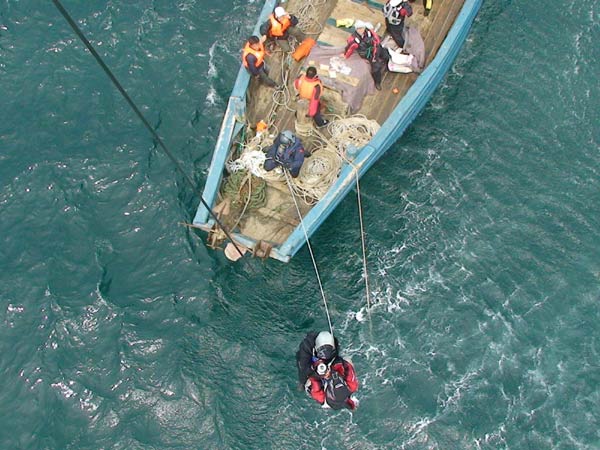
[296,331,359,410]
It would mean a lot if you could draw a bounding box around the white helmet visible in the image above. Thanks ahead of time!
[315,331,336,360]
[389,0,403,7]
[274,6,287,18]
[354,20,367,30]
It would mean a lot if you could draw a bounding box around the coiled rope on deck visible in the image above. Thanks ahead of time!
[222,170,267,210]
[295,0,327,35]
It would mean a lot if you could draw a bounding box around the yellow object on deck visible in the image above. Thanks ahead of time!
[335,18,355,28]
[292,38,317,62]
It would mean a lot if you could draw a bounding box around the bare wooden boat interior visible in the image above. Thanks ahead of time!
[208,0,466,255]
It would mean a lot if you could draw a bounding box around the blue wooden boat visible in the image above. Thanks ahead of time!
[193,0,482,262]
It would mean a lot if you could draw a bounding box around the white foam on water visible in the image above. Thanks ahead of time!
[204,41,220,106]
[207,41,218,78]
[205,86,217,106]
[400,416,435,449]
[438,369,480,411]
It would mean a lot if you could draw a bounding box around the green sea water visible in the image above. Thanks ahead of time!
[1,1,599,449]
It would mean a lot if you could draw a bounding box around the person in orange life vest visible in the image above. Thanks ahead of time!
[259,6,306,53]
[242,35,277,88]
[382,0,415,48]
[294,66,329,128]
[343,21,390,90]
[299,331,359,410]
[263,130,305,178]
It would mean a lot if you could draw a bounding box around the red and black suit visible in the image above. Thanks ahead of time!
[344,28,390,89]
[305,358,359,410]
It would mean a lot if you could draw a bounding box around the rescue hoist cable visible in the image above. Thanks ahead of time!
[51,0,244,258]
[282,170,334,337]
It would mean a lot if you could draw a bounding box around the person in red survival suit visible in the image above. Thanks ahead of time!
[343,21,390,90]
[297,331,359,410]
[306,356,359,410]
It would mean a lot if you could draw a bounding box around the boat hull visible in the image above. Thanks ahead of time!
[193,0,483,262]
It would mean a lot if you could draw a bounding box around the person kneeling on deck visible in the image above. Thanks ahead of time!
[296,331,359,410]
[343,21,390,91]
[242,35,278,88]
[294,66,329,128]
[264,130,305,178]
[382,0,415,49]
[260,6,306,53]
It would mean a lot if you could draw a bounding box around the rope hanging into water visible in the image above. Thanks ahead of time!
[310,124,374,319]
[283,169,334,337]
[354,172,372,321]
[50,0,245,258]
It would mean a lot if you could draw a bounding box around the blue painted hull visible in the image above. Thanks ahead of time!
[194,0,483,262]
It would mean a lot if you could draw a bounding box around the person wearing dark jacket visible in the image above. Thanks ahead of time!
[260,6,306,53]
[264,130,305,178]
[242,35,277,87]
[382,0,415,48]
[296,331,359,410]
[343,21,390,90]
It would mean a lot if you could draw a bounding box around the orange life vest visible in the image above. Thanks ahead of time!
[295,75,323,116]
[268,14,292,37]
[296,75,322,101]
[242,42,265,68]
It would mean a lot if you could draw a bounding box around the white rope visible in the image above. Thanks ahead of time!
[354,171,372,320]
[294,0,327,35]
[283,169,334,336]
[310,121,376,321]
[290,148,341,204]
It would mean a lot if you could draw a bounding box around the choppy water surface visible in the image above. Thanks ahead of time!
[1,1,599,449]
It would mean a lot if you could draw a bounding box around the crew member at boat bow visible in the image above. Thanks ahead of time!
[260,6,306,53]
[263,130,305,178]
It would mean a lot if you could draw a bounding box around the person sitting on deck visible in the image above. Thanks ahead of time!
[296,331,359,410]
[343,21,390,91]
[260,6,306,53]
[242,35,277,88]
[263,130,305,178]
[382,0,415,48]
[294,66,329,128]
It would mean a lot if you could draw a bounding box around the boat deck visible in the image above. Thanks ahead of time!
[224,0,465,247]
